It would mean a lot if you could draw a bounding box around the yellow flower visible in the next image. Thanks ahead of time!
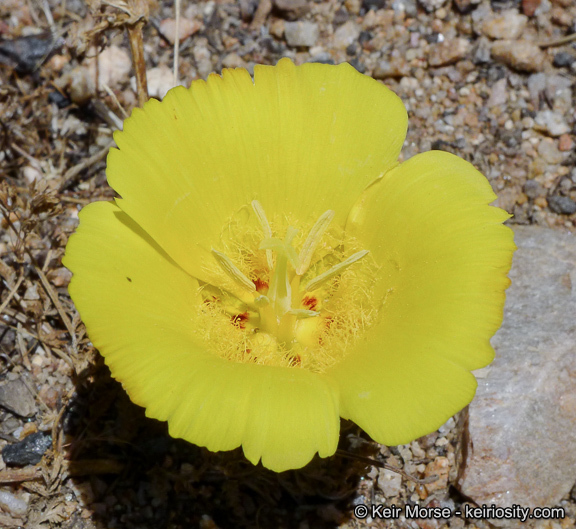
[63,58,515,472]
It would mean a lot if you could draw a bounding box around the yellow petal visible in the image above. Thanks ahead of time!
[107,58,407,294]
[331,150,515,445]
[63,201,203,368]
[163,361,340,472]
[334,343,478,446]
[63,201,339,471]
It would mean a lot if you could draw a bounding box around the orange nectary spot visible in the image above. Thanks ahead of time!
[231,311,249,329]
[254,277,269,293]
[203,296,220,305]
[302,295,318,310]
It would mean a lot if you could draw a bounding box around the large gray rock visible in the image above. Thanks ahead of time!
[456,226,576,511]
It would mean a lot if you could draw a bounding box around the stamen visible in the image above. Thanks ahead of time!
[251,200,274,270]
[211,249,256,292]
[305,250,370,293]
[199,204,377,373]
[297,210,335,276]
[287,309,320,319]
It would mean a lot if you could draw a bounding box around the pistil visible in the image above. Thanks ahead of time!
[259,226,299,321]
[208,202,371,361]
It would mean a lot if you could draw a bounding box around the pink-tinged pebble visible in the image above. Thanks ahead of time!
[558,134,574,152]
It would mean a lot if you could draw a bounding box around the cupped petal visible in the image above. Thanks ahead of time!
[107,58,407,293]
[63,201,340,471]
[333,342,478,446]
[331,150,515,445]
[163,360,340,472]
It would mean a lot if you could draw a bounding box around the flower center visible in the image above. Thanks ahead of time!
[196,201,377,373]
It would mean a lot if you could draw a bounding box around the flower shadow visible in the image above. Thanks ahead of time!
[65,358,375,529]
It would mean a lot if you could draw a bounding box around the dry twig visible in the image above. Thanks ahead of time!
[0,271,24,319]
[538,32,576,48]
[58,139,114,192]
[173,0,180,87]
[0,466,43,484]
[125,0,149,106]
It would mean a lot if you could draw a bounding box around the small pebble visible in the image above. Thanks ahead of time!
[522,0,541,16]
[481,10,527,40]
[363,0,385,9]
[392,0,418,16]
[345,0,362,14]
[435,7,447,19]
[0,490,29,516]
[487,77,508,107]
[411,441,426,458]
[538,138,564,164]
[522,116,535,129]
[553,52,576,68]
[372,58,409,79]
[284,21,319,47]
[91,45,131,89]
[2,432,52,466]
[377,468,402,497]
[348,58,366,73]
[534,110,570,137]
[269,18,285,38]
[38,384,60,409]
[428,38,470,67]
[193,42,213,79]
[534,196,548,208]
[524,180,545,199]
[333,7,349,25]
[158,18,201,45]
[558,134,574,152]
[221,52,248,69]
[551,6,572,27]
[333,20,360,50]
[142,66,178,100]
[491,40,546,72]
[273,0,310,20]
[22,165,43,184]
[424,457,450,493]
[54,65,95,105]
[0,378,36,418]
[418,0,449,12]
[453,0,479,13]
[548,195,576,215]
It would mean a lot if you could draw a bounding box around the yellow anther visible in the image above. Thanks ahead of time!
[287,309,320,319]
[251,200,274,271]
[297,209,335,276]
[211,249,256,292]
[305,250,369,293]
